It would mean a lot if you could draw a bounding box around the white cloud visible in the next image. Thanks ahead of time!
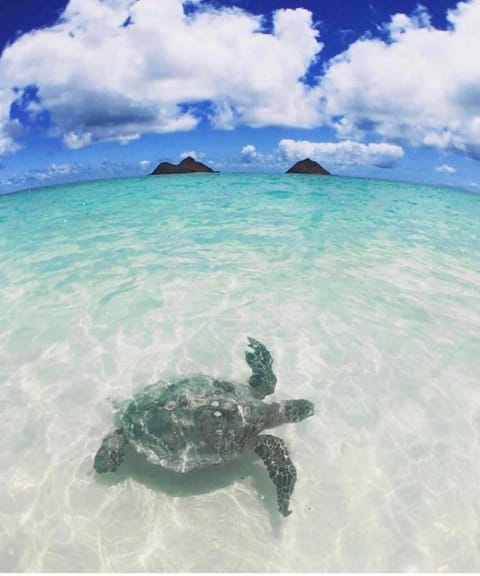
[278,138,404,168]
[63,131,93,150]
[47,163,75,176]
[1,0,479,165]
[2,162,81,188]
[209,101,236,131]
[319,0,480,159]
[180,150,205,160]
[0,0,322,152]
[435,163,456,174]
[0,89,20,155]
[241,144,257,163]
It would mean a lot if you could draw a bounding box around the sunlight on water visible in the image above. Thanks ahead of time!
[1,174,479,571]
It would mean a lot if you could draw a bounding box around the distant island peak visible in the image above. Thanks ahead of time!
[151,156,216,175]
[286,158,331,175]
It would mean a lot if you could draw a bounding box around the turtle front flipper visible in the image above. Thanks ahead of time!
[254,434,297,517]
[245,337,277,399]
[94,429,128,473]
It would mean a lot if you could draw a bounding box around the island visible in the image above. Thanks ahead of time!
[151,156,216,175]
[286,158,331,175]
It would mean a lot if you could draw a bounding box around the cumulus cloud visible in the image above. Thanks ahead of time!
[0,0,322,152]
[435,163,456,174]
[240,144,257,163]
[319,0,480,159]
[1,0,479,165]
[0,90,20,155]
[278,138,404,168]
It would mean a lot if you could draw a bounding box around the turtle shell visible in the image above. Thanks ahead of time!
[117,374,267,472]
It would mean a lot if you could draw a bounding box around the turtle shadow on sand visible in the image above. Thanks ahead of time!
[95,444,282,530]
[93,337,314,528]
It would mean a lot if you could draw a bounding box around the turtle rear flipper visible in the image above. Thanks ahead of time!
[245,337,277,399]
[94,429,128,473]
[254,434,297,517]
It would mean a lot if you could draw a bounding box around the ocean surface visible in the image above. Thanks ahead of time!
[1,173,479,572]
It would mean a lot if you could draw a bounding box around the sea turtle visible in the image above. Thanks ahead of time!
[93,337,314,516]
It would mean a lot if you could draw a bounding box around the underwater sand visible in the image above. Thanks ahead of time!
[1,174,479,571]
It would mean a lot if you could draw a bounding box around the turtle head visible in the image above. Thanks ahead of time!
[93,429,127,474]
[284,399,314,423]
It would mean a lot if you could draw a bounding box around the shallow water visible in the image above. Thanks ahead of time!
[1,174,479,571]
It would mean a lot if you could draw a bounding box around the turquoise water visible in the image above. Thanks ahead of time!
[1,174,479,571]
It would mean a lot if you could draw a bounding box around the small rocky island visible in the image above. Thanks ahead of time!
[286,158,331,175]
[151,156,216,175]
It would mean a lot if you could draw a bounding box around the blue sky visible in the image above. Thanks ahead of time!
[0,0,479,193]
